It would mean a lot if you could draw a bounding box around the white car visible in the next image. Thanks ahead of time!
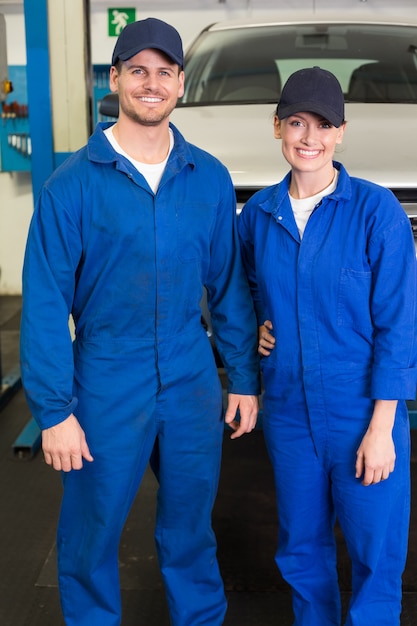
[171,14,417,228]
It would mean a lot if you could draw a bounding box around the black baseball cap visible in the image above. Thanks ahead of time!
[277,67,345,128]
[111,17,184,68]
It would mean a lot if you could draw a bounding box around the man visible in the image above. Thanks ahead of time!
[20,18,259,626]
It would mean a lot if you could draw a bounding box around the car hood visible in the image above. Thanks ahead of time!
[171,103,417,194]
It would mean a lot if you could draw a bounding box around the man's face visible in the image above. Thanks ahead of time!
[110,48,185,127]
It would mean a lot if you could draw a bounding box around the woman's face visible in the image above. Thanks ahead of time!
[274,112,346,176]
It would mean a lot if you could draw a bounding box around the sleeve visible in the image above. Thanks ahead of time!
[369,198,417,400]
[20,184,82,430]
[204,170,260,396]
[237,201,267,327]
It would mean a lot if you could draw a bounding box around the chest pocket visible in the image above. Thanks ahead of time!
[176,202,216,262]
[337,268,373,333]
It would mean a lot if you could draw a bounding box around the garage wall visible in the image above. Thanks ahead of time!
[90,1,417,63]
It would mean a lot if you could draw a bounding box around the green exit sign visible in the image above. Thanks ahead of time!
[108,8,136,37]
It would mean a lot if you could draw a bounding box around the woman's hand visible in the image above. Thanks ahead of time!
[258,320,275,356]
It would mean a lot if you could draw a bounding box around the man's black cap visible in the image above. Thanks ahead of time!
[111,18,184,68]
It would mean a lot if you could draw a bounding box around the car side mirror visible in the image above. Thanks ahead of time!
[99,93,119,118]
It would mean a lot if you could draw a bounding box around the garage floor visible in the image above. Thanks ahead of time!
[1,295,417,625]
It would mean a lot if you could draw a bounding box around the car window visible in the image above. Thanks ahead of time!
[179,23,417,106]
[276,59,375,94]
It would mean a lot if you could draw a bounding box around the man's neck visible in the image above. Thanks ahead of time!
[111,118,171,164]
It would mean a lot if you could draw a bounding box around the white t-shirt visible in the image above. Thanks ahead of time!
[290,168,339,239]
[104,125,174,194]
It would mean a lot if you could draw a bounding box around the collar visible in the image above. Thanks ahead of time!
[259,161,352,219]
[87,121,196,174]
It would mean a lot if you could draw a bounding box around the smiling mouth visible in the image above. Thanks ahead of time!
[139,96,163,103]
[297,149,321,157]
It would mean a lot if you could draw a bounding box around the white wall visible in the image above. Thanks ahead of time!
[0,172,32,293]
[0,0,416,293]
[91,9,244,62]
[1,9,31,294]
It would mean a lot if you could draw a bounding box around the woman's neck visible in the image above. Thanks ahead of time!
[289,166,336,199]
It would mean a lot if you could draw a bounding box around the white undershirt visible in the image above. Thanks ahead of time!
[289,168,339,239]
[104,124,174,193]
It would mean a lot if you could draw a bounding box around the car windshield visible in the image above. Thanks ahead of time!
[179,22,417,106]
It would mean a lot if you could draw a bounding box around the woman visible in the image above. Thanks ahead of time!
[238,67,417,625]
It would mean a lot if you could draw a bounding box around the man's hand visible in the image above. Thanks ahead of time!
[42,413,94,472]
[355,400,397,486]
[225,394,259,439]
[258,320,275,356]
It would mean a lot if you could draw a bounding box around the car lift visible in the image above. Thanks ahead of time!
[0,325,41,459]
